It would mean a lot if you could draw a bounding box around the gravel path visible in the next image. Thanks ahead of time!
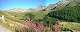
[0,25,12,32]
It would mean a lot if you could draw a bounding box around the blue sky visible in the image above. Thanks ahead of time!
[0,0,60,10]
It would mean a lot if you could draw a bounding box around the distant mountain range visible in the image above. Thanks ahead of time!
[1,0,80,12]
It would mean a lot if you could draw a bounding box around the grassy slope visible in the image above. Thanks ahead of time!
[0,11,80,32]
[0,11,24,32]
[0,11,49,31]
[61,22,80,31]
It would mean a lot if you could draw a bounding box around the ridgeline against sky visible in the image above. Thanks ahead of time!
[0,0,60,10]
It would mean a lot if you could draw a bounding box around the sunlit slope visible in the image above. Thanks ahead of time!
[0,11,24,32]
[0,12,23,22]
[0,16,24,32]
[62,22,80,31]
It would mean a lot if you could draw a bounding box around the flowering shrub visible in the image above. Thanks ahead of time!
[22,19,44,32]
[54,20,61,32]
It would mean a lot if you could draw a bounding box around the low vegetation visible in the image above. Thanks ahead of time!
[0,0,80,32]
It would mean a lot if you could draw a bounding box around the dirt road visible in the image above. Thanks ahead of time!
[0,25,12,32]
